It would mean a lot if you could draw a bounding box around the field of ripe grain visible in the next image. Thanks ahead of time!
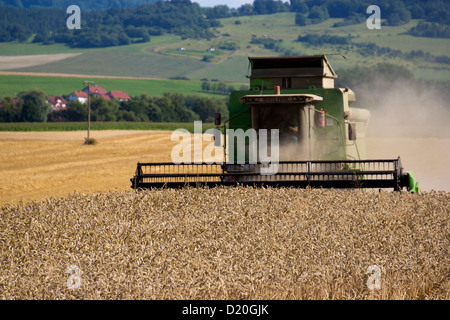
[0,130,449,300]
[0,130,179,206]
[1,129,448,207]
[0,187,448,300]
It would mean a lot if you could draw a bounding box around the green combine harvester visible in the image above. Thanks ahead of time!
[131,55,420,192]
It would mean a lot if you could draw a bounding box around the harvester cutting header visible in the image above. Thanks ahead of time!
[131,55,420,192]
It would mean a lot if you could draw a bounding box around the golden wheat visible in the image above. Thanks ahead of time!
[0,187,448,300]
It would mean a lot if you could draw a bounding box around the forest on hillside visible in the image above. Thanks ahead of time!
[0,0,448,49]
[0,0,159,10]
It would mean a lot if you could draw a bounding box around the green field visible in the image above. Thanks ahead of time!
[0,74,241,99]
[0,14,449,91]
[8,51,207,79]
[0,35,180,56]
[0,121,216,132]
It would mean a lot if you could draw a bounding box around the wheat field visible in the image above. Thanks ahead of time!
[0,131,449,300]
[0,187,448,300]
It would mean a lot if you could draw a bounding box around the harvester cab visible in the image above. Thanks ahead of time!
[131,55,420,193]
[228,55,368,163]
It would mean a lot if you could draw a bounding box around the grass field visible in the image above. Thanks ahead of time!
[1,15,449,83]
[10,51,208,79]
[0,73,238,98]
[0,35,180,56]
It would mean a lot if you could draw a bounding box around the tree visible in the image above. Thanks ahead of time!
[119,110,138,121]
[146,103,162,122]
[21,101,41,122]
[253,0,271,15]
[0,97,22,122]
[407,22,450,39]
[185,96,228,122]
[17,89,50,122]
[290,0,309,14]
[64,101,88,121]
[202,55,213,63]
[387,13,402,26]
[295,13,310,26]
[118,32,131,45]
[201,81,211,92]
[253,0,288,15]
[386,1,411,26]
[89,97,120,121]
[203,5,231,19]
[326,0,362,18]
[409,4,425,19]
[308,6,329,24]
[237,4,254,16]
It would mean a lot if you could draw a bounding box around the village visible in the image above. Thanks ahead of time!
[48,85,131,111]
[0,81,229,123]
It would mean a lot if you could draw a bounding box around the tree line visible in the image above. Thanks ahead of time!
[0,90,229,123]
[1,0,448,47]
[207,0,449,30]
[407,21,450,39]
[0,0,159,10]
[296,34,450,65]
[200,81,248,96]
[292,0,448,36]
[0,0,218,47]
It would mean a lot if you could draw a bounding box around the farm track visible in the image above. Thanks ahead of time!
[0,71,166,81]
[0,53,83,70]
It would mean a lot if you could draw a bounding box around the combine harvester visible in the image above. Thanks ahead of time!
[131,55,420,192]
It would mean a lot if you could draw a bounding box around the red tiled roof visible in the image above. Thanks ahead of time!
[83,85,107,95]
[72,91,88,98]
[48,95,67,105]
[107,90,131,100]
[48,95,67,111]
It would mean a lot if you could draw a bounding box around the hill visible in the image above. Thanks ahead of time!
[0,1,449,112]
[0,0,448,84]
[2,13,449,83]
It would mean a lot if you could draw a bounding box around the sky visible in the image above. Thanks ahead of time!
[192,0,254,8]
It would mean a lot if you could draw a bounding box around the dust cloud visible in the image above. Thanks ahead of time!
[352,79,450,191]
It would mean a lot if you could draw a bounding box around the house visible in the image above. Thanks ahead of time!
[207,47,215,53]
[107,90,131,101]
[69,91,88,104]
[47,95,67,111]
[82,85,107,97]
